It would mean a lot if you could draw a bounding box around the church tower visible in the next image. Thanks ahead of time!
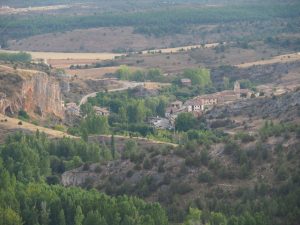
[234,81,241,98]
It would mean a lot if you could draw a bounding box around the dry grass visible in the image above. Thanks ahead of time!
[7,26,219,53]
[65,67,120,79]
[0,50,121,61]
[48,59,105,69]
[0,64,41,78]
[141,43,220,54]
[65,66,142,80]
[0,5,71,15]
[236,52,300,68]
[143,82,172,90]
[0,114,75,142]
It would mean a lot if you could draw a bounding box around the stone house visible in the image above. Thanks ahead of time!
[170,100,183,109]
[93,106,110,116]
[180,78,192,86]
[65,102,80,117]
[185,95,218,112]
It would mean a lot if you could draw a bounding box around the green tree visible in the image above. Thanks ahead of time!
[183,68,212,88]
[80,113,110,134]
[81,103,93,116]
[84,211,107,225]
[40,201,50,225]
[58,209,66,225]
[175,113,196,132]
[119,106,128,123]
[74,206,84,225]
[223,77,230,90]
[184,207,202,225]
[116,65,131,80]
[123,140,138,159]
[81,128,89,142]
[210,212,227,225]
[127,102,146,123]
[156,99,167,117]
[0,208,23,225]
[110,134,116,159]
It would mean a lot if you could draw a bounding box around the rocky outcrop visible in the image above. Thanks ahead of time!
[0,70,64,118]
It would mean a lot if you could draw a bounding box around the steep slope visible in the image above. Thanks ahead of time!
[0,64,64,118]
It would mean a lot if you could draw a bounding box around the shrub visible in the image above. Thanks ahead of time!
[276,165,289,181]
[126,170,134,177]
[170,181,193,195]
[18,110,30,120]
[198,171,214,183]
[235,132,255,143]
[143,158,153,170]
[185,155,201,167]
[224,141,239,155]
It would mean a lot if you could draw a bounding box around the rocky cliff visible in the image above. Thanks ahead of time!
[0,66,64,118]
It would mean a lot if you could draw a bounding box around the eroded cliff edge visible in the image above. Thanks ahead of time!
[0,65,64,119]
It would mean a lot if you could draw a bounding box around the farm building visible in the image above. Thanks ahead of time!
[180,78,192,86]
[93,106,110,116]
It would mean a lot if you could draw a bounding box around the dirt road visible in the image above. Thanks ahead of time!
[89,134,178,147]
[79,80,143,106]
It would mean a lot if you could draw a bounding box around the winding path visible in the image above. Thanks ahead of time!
[79,80,143,106]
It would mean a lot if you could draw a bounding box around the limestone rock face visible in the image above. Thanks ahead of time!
[0,72,64,118]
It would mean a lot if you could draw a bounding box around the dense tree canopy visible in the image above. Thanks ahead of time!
[183,68,212,88]
[0,52,32,62]
[0,132,168,225]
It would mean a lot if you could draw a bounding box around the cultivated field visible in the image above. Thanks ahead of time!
[0,50,121,61]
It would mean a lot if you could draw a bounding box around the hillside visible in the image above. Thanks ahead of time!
[0,1,300,224]
[0,113,75,143]
[61,90,300,224]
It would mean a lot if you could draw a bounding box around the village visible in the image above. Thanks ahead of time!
[149,80,259,130]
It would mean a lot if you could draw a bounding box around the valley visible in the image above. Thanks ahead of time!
[0,1,299,225]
